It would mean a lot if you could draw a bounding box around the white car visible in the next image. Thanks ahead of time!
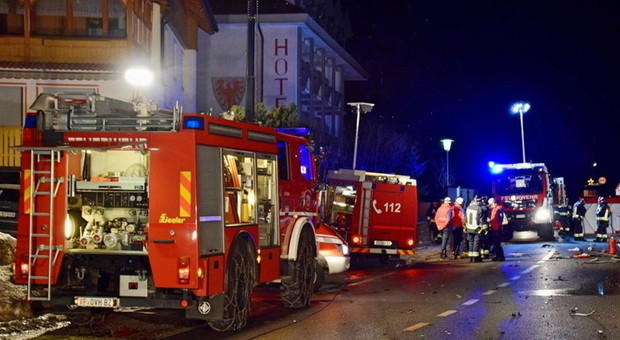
[314,222,350,289]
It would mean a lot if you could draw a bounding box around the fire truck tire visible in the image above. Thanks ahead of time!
[281,225,316,308]
[208,237,255,332]
[538,223,555,241]
[313,260,325,291]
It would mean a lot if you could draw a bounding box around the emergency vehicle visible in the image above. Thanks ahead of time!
[489,162,555,240]
[13,93,320,331]
[323,169,418,262]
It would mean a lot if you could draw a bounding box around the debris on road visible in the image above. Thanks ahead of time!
[541,244,553,248]
[567,247,580,252]
[573,253,592,258]
[570,309,595,317]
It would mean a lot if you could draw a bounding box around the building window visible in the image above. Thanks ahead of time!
[0,86,24,126]
[0,0,24,35]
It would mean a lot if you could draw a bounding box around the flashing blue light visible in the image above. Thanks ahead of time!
[490,164,504,174]
[277,127,311,136]
[183,116,204,130]
[488,161,495,168]
[24,114,37,128]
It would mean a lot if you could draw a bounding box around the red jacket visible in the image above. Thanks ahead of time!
[450,204,465,228]
[490,205,504,231]
[434,203,453,230]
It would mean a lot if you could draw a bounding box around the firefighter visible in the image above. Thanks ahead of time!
[435,197,453,259]
[479,196,491,259]
[451,197,465,259]
[555,201,572,236]
[426,201,440,243]
[465,196,485,262]
[572,197,586,241]
[595,196,611,242]
[488,198,505,261]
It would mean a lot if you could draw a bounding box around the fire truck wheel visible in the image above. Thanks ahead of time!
[281,225,316,308]
[313,260,325,291]
[208,238,255,332]
[538,223,555,241]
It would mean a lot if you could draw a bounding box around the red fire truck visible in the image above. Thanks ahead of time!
[489,162,555,241]
[324,169,418,263]
[13,93,319,331]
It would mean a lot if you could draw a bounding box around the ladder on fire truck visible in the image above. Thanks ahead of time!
[25,148,63,301]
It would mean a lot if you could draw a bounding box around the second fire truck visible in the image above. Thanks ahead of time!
[14,93,321,331]
[323,169,418,263]
[489,162,555,240]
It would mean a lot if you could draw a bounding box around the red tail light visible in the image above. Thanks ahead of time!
[178,257,190,284]
[20,260,29,280]
[351,235,362,245]
[407,239,415,247]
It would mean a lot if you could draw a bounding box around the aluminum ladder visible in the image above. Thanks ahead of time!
[26,149,63,301]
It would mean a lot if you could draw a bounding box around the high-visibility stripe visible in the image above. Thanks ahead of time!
[350,247,415,256]
[179,171,191,217]
[23,169,31,214]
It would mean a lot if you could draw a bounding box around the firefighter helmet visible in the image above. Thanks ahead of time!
[455,197,463,205]
[598,196,605,203]
[444,197,452,203]
[488,197,496,205]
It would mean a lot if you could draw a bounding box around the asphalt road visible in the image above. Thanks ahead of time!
[34,233,620,339]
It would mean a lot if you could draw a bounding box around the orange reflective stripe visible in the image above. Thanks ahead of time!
[179,171,191,217]
[23,169,31,214]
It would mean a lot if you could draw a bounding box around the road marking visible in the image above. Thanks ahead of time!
[403,322,430,332]
[498,282,510,288]
[462,299,479,306]
[542,250,555,261]
[521,265,539,274]
[510,275,521,280]
[436,310,457,317]
[482,290,496,296]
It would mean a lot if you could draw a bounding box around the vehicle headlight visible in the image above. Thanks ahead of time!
[338,244,349,256]
[534,208,551,223]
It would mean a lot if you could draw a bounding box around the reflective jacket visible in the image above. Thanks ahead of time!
[465,201,484,232]
[435,203,453,231]
[573,201,586,219]
[596,203,610,221]
[450,204,465,228]
[489,205,504,231]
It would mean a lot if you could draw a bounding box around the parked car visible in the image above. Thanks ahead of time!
[314,221,350,289]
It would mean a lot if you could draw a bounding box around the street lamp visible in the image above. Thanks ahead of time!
[347,102,375,169]
[125,66,154,100]
[511,102,530,163]
[440,138,454,187]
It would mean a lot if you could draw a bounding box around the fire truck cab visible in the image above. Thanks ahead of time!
[14,93,318,331]
[489,162,555,241]
[323,169,418,263]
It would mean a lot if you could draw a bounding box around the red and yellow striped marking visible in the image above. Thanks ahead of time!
[350,247,416,256]
[23,169,31,214]
[179,171,191,217]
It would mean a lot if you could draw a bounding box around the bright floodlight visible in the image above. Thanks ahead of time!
[125,67,154,87]
[511,102,530,114]
[440,138,454,152]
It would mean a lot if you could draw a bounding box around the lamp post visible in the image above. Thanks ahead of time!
[347,102,375,169]
[511,102,530,163]
[440,138,454,187]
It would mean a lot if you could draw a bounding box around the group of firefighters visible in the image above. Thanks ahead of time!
[555,196,612,243]
[429,196,505,262]
[427,195,615,261]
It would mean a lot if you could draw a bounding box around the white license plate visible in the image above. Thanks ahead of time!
[75,297,119,308]
[374,240,393,246]
[516,214,526,218]
[0,211,16,218]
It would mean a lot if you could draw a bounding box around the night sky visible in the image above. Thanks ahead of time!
[342,1,620,200]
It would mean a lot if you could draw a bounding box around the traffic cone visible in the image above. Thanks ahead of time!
[608,236,617,255]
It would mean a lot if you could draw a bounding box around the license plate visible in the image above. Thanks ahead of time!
[516,214,526,218]
[0,211,16,218]
[374,240,392,246]
[75,297,119,308]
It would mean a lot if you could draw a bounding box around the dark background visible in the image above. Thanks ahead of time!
[342,0,620,200]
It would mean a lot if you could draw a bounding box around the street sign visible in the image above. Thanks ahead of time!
[616,183,620,196]
[598,177,607,185]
